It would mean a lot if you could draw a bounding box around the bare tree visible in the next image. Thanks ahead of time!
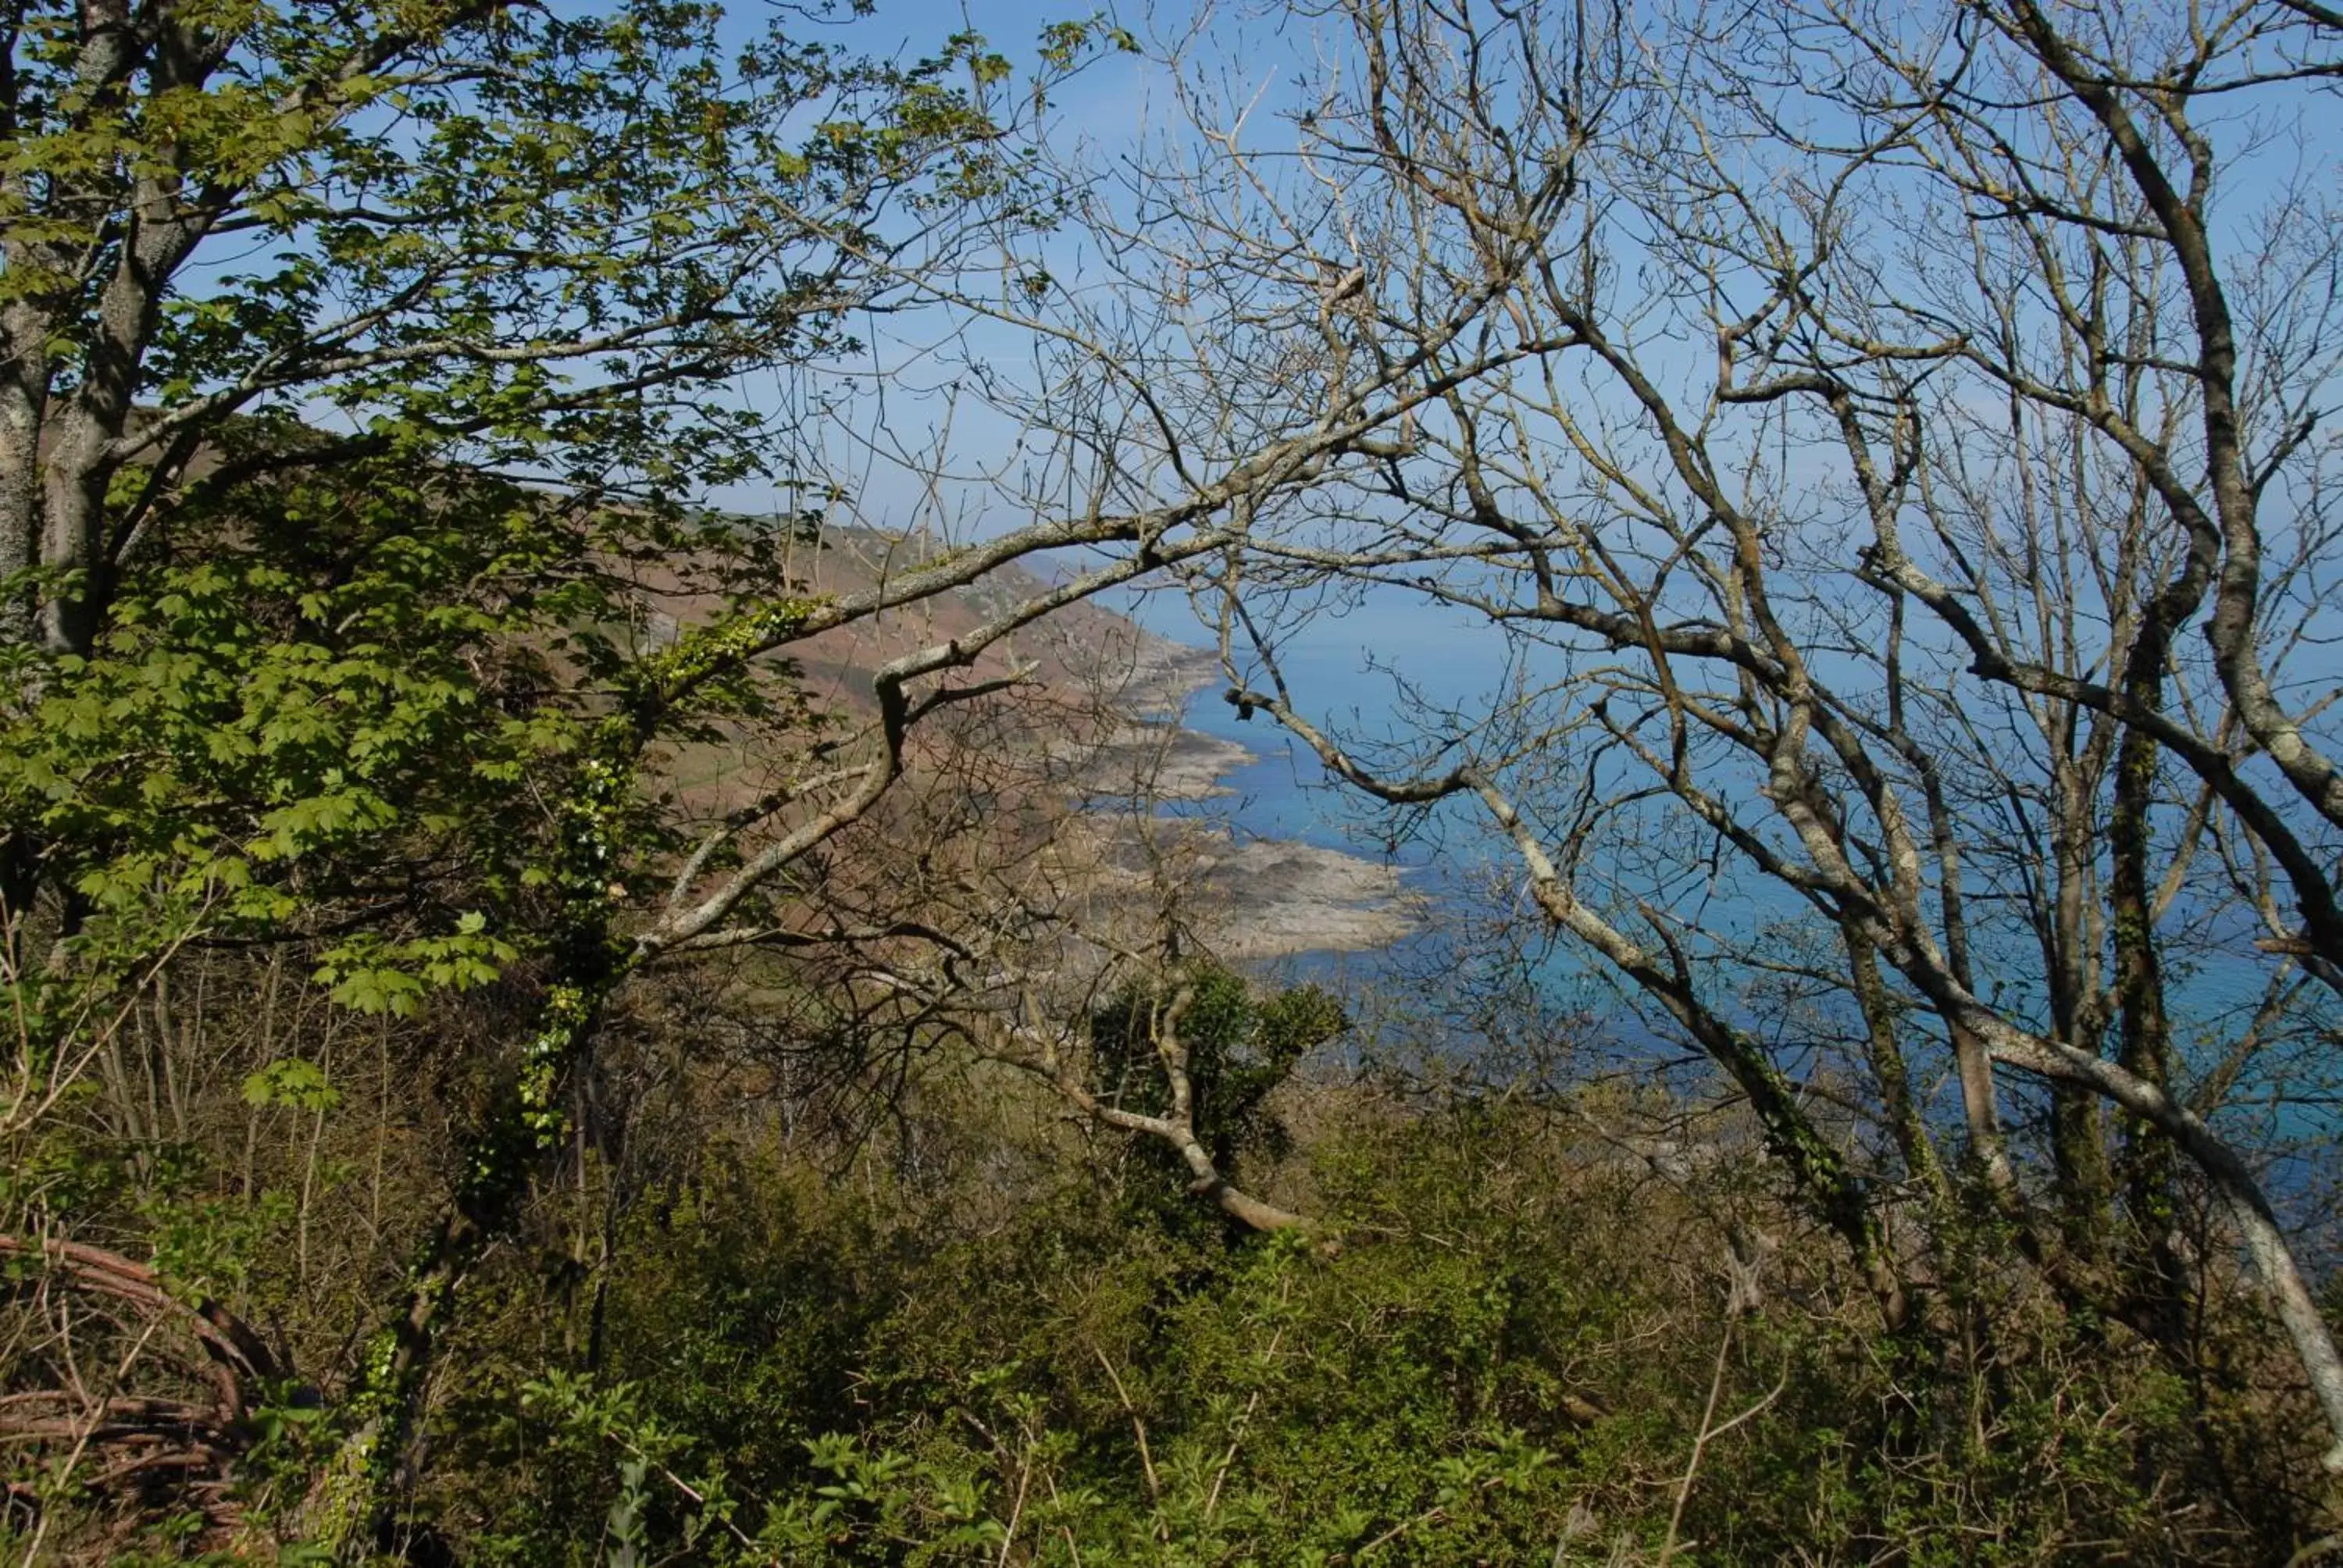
[1025,0,2343,1472]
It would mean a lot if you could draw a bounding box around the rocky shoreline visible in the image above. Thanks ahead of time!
[1083,639,1424,962]
[1079,722,1259,804]
[1182,829,1425,960]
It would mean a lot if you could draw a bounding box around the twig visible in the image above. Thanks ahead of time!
[1657,1317,1786,1566]
[1089,1344,1161,1505]
[1350,1476,1507,1558]
[1206,1285,1290,1521]
[600,1428,766,1560]
[995,1442,1034,1568]
[1204,1389,1262,1522]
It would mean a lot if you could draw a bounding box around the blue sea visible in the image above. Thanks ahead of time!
[1116,584,1680,1074]
[1112,584,2340,1180]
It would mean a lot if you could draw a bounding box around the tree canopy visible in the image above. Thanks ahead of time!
[4,0,2343,1559]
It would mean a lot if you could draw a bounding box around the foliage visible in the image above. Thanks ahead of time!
[2,0,2338,1556]
[5,463,579,995]
[0,0,1133,1547]
[401,1087,2331,1565]
[1088,964,1344,1231]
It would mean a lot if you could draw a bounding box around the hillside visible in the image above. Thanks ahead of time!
[626,519,1421,964]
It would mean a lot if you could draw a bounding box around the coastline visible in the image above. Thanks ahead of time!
[1063,640,1254,802]
[1082,638,1423,963]
[1182,829,1426,961]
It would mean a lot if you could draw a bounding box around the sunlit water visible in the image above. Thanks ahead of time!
[1117,586,2338,1208]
